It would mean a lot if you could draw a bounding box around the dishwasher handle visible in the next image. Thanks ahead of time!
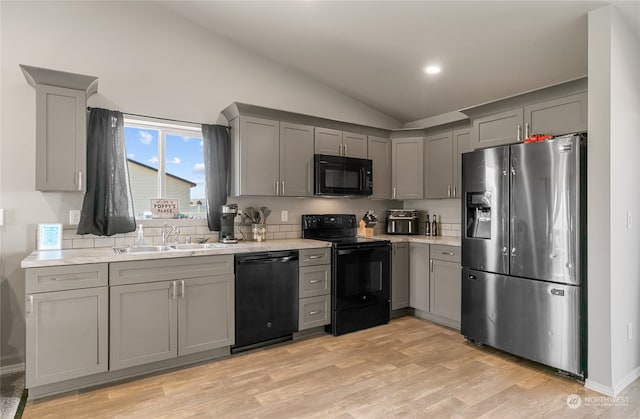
[237,256,295,264]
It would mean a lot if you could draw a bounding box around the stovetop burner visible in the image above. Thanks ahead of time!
[301,214,389,248]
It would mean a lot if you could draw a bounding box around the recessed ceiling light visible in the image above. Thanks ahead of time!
[423,65,441,75]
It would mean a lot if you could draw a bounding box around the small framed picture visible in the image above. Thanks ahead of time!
[150,198,179,219]
[38,223,62,250]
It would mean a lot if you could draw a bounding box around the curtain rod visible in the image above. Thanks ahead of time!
[86,107,229,128]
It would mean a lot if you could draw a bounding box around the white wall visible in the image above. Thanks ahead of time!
[0,1,401,367]
[586,4,640,396]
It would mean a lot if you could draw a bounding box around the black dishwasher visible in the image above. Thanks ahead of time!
[232,250,299,353]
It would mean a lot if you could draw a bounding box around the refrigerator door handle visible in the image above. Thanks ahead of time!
[511,247,517,257]
[502,246,508,256]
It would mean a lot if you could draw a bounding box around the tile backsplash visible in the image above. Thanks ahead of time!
[45,219,459,250]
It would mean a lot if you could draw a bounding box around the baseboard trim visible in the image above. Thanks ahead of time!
[613,365,640,396]
[0,363,25,375]
[585,378,615,396]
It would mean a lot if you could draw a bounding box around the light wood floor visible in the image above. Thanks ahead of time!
[24,316,639,418]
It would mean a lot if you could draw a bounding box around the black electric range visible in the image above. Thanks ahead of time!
[302,214,391,336]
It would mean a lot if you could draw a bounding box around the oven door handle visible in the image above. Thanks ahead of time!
[237,256,296,264]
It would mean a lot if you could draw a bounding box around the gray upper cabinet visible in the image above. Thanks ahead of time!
[231,116,313,197]
[391,242,410,310]
[424,131,454,199]
[524,92,587,136]
[472,108,524,150]
[314,127,342,156]
[280,122,314,197]
[342,132,368,158]
[470,92,587,150]
[314,127,367,158]
[367,136,392,199]
[453,128,472,199]
[235,116,280,196]
[26,286,108,387]
[21,65,98,192]
[392,137,424,200]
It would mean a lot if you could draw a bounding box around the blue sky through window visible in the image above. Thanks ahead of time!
[124,126,206,203]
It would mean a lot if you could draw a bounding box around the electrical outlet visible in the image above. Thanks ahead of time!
[627,211,632,229]
[628,323,633,341]
[281,210,288,222]
[69,210,81,225]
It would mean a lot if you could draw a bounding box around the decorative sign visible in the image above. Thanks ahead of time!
[38,223,62,250]
[150,198,179,219]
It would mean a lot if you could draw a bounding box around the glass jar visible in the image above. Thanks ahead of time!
[252,223,267,242]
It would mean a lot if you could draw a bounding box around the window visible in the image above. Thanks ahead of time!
[124,118,206,218]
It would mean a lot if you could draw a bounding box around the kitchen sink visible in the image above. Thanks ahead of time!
[113,245,174,254]
[169,243,228,250]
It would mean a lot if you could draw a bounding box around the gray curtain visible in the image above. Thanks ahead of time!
[202,124,231,231]
[77,108,136,236]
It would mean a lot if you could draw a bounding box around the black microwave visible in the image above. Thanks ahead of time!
[314,154,373,196]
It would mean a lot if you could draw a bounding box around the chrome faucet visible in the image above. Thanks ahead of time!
[162,223,180,244]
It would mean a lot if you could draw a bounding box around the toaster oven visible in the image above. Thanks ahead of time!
[385,209,419,235]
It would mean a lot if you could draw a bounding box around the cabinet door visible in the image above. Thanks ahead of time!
[471,108,524,150]
[429,259,461,328]
[453,128,472,199]
[524,92,587,136]
[178,275,234,356]
[314,127,342,156]
[110,281,178,370]
[367,136,392,199]
[392,138,424,200]
[239,116,279,196]
[391,242,410,310]
[424,131,454,199]
[280,122,314,197]
[409,243,429,311]
[342,132,368,158]
[26,287,108,387]
[35,85,86,192]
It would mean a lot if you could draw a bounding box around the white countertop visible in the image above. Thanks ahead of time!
[370,234,461,247]
[21,239,332,268]
[21,235,460,269]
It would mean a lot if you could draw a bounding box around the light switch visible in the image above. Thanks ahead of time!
[281,210,288,222]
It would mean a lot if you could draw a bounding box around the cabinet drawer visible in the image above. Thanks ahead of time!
[430,245,461,263]
[26,263,108,293]
[299,265,330,298]
[299,248,331,267]
[298,295,330,330]
[110,255,233,286]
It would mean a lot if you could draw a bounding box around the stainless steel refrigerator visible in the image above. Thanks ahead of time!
[461,133,586,377]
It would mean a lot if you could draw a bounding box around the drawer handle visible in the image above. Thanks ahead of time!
[309,279,322,284]
[441,252,456,256]
[308,255,323,260]
[52,275,83,281]
[309,310,321,316]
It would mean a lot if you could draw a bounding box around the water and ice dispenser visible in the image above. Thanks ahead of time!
[466,191,492,239]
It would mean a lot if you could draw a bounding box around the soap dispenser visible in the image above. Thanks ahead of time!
[135,224,145,246]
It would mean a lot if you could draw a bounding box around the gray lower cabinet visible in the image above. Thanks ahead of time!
[25,264,108,388]
[298,248,331,330]
[409,242,429,312]
[429,245,461,329]
[391,242,409,310]
[391,137,424,200]
[367,136,392,199]
[109,256,235,371]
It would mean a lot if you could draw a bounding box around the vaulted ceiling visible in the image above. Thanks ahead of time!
[159,1,639,124]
